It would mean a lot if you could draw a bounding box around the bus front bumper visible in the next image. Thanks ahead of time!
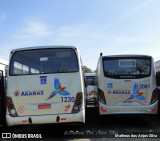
[6,109,85,126]
[98,101,158,115]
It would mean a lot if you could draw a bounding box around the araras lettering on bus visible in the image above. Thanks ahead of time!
[108,90,131,94]
[15,90,44,96]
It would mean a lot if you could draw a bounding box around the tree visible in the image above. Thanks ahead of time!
[93,70,97,73]
[83,65,92,73]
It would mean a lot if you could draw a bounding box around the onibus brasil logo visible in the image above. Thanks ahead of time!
[45,78,70,101]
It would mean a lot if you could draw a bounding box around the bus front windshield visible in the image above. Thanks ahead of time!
[103,57,151,79]
[10,48,79,75]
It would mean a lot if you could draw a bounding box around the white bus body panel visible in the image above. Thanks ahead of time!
[7,74,83,115]
[99,101,158,115]
[6,109,85,126]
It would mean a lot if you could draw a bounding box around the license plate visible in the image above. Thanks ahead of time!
[38,104,51,109]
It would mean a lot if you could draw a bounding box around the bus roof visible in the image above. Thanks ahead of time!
[10,46,77,53]
[101,54,152,58]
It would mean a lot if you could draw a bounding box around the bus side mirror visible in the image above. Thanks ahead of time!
[156,72,160,86]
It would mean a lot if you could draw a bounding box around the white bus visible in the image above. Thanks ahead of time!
[96,54,158,115]
[85,73,96,104]
[0,58,8,75]
[155,60,160,73]
[6,46,86,126]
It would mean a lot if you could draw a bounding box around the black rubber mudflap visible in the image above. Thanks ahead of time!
[56,116,60,122]
[28,117,32,124]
